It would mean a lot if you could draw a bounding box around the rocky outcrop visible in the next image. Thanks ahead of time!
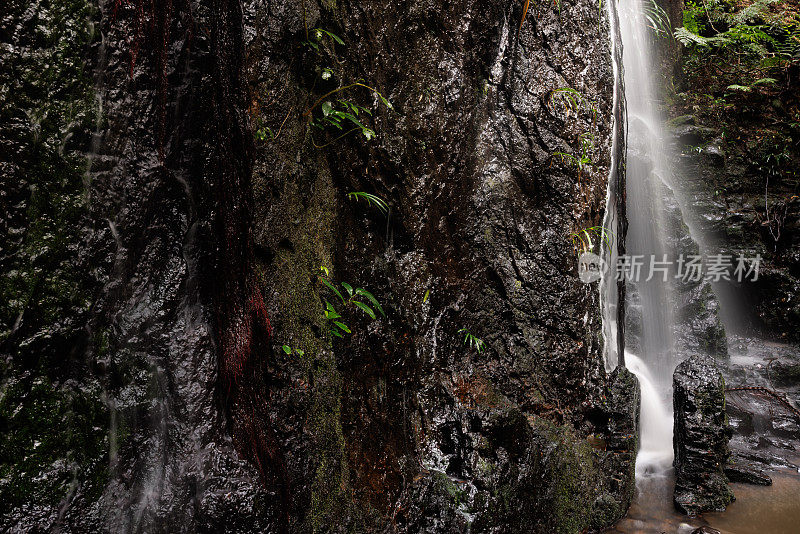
[1,0,637,532]
[673,355,734,515]
[247,0,638,530]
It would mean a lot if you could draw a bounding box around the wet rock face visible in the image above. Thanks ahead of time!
[2,0,270,531]
[673,355,734,515]
[2,0,636,532]
[248,0,636,531]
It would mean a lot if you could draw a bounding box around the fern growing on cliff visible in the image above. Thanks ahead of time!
[348,192,389,214]
[458,328,485,353]
[318,267,385,338]
[570,226,615,254]
[546,87,598,124]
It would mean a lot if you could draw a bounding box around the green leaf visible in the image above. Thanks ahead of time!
[320,277,345,303]
[352,300,377,319]
[282,345,292,355]
[355,288,385,316]
[331,328,343,338]
[321,101,333,116]
[726,84,752,92]
[341,282,354,297]
[347,192,389,214]
[334,321,351,333]
[423,289,430,304]
[325,30,345,45]
[751,77,778,87]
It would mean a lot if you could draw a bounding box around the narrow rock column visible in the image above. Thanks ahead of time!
[673,355,734,515]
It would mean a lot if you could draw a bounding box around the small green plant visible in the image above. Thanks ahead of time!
[281,344,305,356]
[552,132,597,176]
[318,267,385,338]
[313,98,377,140]
[302,28,345,51]
[546,87,598,124]
[458,328,485,353]
[726,77,777,93]
[255,126,274,141]
[348,191,389,214]
[304,83,393,146]
[570,226,615,254]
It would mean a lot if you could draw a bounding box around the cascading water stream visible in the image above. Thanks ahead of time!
[617,0,683,479]
[626,352,674,475]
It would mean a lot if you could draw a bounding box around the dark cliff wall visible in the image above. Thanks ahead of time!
[248,0,635,532]
[1,0,636,532]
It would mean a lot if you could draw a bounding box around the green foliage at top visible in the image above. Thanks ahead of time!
[672,0,799,196]
[676,0,800,60]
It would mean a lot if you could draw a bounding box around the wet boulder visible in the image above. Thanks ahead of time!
[673,355,735,515]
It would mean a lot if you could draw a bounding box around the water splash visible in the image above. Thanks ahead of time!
[626,352,674,476]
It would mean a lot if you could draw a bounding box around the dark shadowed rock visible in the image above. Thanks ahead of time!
[724,456,772,486]
[673,355,734,515]
[1,0,637,531]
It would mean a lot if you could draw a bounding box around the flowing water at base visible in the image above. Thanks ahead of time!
[607,469,800,534]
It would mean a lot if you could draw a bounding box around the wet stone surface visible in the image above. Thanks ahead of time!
[672,355,734,516]
[1,0,639,532]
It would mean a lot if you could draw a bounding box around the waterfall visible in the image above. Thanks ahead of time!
[626,352,675,475]
[617,0,682,478]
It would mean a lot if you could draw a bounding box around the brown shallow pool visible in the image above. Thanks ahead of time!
[606,469,800,534]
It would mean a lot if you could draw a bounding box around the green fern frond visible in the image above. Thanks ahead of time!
[348,191,389,214]
[733,0,779,26]
[643,0,672,39]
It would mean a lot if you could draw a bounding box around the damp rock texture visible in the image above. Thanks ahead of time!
[247,0,637,531]
[673,355,734,515]
[1,0,636,532]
